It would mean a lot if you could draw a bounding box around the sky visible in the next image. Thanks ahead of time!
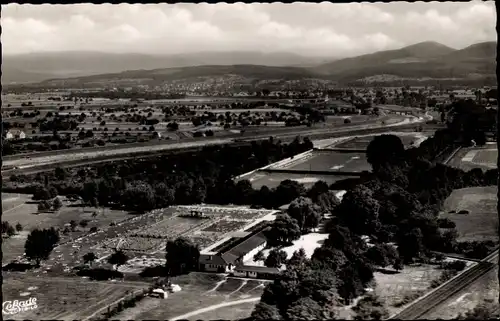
[1,1,496,57]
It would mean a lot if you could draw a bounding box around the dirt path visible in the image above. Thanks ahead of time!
[170,297,261,321]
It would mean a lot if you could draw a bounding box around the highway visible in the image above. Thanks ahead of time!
[3,114,425,173]
[388,249,499,320]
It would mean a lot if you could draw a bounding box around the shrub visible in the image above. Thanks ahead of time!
[139,265,168,278]
[441,260,466,272]
[437,218,456,229]
[76,268,124,281]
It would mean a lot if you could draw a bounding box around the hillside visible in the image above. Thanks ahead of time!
[2,51,332,84]
[312,41,456,75]
[36,64,320,88]
[6,41,496,88]
[312,41,496,83]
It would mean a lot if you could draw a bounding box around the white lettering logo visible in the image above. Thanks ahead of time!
[2,298,38,315]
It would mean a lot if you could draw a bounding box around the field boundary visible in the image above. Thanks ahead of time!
[260,168,366,176]
[234,149,314,181]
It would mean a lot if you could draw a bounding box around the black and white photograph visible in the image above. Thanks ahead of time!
[1,1,498,320]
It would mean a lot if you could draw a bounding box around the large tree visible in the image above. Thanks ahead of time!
[166,237,200,276]
[265,249,288,268]
[107,250,129,269]
[366,134,406,171]
[335,185,381,235]
[265,214,301,246]
[273,180,306,207]
[24,228,60,267]
[287,197,322,233]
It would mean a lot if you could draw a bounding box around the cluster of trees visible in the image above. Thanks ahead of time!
[37,197,63,212]
[445,99,497,144]
[71,90,186,100]
[11,137,313,212]
[1,221,23,238]
[250,116,497,318]
[251,225,378,319]
[24,227,60,267]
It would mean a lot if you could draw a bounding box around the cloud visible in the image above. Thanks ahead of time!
[1,2,496,57]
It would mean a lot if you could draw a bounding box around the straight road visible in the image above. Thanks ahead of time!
[389,249,499,320]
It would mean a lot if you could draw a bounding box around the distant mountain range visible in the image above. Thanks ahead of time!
[4,41,496,86]
[312,41,496,82]
[2,51,334,84]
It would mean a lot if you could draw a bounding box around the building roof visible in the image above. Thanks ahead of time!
[199,254,228,266]
[221,230,267,264]
[234,264,280,274]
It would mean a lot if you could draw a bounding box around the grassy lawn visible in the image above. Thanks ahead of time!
[2,274,139,320]
[441,186,498,242]
[245,171,356,189]
[422,266,499,319]
[1,194,137,263]
[373,261,474,317]
[273,151,370,172]
[448,146,497,171]
[193,301,257,320]
[114,273,265,320]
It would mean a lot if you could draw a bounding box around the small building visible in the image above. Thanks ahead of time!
[190,210,205,218]
[199,227,270,273]
[150,288,168,299]
[5,130,26,140]
[232,265,280,280]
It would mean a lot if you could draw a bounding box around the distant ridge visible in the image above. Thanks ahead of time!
[5,41,496,86]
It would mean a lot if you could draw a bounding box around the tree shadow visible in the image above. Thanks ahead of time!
[375,268,400,275]
[3,262,35,272]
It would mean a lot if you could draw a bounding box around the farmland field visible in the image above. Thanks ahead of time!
[174,205,274,221]
[271,150,370,172]
[374,260,475,317]
[112,273,265,321]
[333,133,424,150]
[244,171,359,189]
[447,145,497,170]
[133,216,212,238]
[421,265,499,319]
[440,186,498,242]
[2,274,142,320]
[103,236,164,252]
[202,219,249,233]
[1,194,138,263]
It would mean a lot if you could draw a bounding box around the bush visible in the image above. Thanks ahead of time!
[441,260,466,271]
[3,262,35,272]
[76,268,124,281]
[437,218,456,229]
[139,265,168,278]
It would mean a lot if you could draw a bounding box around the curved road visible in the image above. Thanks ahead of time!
[3,114,425,171]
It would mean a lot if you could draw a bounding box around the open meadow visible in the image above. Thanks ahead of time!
[244,171,358,189]
[2,274,144,320]
[421,265,499,319]
[374,260,476,317]
[332,132,426,150]
[447,145,497,171]
[440,186,498,242]
[112,273,266,320]
[1,193,138,264]
[270,150,370,172]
